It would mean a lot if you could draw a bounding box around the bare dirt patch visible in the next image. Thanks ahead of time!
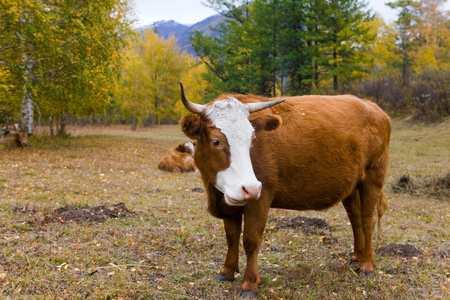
[268,216,330,235]
[14,202,133,225]
[191,187,205,193]
[437,249,450,258]
[392,173,450,198]
[377,243,423,258]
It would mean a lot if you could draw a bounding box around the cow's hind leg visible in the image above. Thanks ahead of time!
[217,215,242,282]
[342,189,365,266]
[358,177,384,275]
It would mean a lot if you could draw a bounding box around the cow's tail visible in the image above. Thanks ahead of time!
[375,193,388,251]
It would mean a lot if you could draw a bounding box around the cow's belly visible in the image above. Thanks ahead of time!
[271,183,355,210]
[269,159,361,211]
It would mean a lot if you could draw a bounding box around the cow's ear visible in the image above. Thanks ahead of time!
[175,144,187,152]
[180,114,205,140]
[250,114,282,132]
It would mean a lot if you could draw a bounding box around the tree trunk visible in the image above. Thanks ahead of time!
[402,51,408,86]
[314,23,319,90]
[57,110,67,136]
[314,62,319,89]
[21,91,34,135]
[21,59,34,135]
[131,110,137,131]
[35,103,41,135]
[332,14,338,92]
[49,113,54,136]
[155,95,160,125]
[19,7,34,136]
[333,48,338,92]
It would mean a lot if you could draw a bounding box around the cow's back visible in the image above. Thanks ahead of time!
[158,148,195,173]
[257,95,391,210]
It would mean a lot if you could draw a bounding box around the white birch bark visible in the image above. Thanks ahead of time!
[19,8,34,135]
[21,58,34,135]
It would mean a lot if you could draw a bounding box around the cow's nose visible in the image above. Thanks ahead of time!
[242,184,262,200]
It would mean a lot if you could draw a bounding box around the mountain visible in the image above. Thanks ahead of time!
[136,14,225,56]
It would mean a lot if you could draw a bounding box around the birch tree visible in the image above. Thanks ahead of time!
[0,0,134,135]
[0,0,48,134]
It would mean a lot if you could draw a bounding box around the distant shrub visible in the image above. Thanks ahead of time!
[410,68,450,120]
[354,68,449,121]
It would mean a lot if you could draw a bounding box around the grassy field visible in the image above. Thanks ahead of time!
[0,119,449,299]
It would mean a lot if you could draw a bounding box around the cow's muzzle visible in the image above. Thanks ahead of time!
[225,195,247,206]
[242,185,261,200]
[224,184,261,206]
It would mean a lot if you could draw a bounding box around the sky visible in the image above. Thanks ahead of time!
[132,0,408,27]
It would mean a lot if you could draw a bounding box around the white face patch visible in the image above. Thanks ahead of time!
[205,97,262,204]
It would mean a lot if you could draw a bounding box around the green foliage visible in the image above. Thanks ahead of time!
[193,0,375,96]
[192,0,282,96]
[322,0,375,91]
[194,0,448,119]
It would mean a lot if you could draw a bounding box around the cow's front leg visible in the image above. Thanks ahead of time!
[217,215,242,282]
[239,206,269,298]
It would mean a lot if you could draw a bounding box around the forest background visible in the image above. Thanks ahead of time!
[1,0,449,136]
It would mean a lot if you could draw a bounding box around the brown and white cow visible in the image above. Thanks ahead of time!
[0,125,28,148]
[179,83,391,297]
[158,142,196,173]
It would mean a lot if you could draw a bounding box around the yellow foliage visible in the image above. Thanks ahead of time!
[118,30,210,125]
[369,16,402,74]
[412,46,438,73]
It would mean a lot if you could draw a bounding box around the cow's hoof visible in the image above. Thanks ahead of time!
[238,290,258,298]
[359,262,374,277]
[348,260,359,266]
[359,271,372,278]
[215,274,234,282]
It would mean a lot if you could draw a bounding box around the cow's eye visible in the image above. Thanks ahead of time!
[212,139,222,148]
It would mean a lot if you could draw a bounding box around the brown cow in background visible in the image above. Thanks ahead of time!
[179,83,391,298]
[0,125,28,148]
[158,142,196,173]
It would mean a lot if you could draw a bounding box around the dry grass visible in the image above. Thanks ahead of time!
[0,120,449,299]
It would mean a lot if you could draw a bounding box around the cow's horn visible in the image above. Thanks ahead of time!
[246,98,286,113]
[180,82,205,115]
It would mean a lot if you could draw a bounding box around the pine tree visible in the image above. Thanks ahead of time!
[279,0,327,95]
[192,0,376,95]
[386,0,416,86]
[321,0,374,92]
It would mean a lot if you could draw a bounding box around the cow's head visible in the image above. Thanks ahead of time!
[179,83,284,206]
[175,142,195,156]
[16,131,28,147]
